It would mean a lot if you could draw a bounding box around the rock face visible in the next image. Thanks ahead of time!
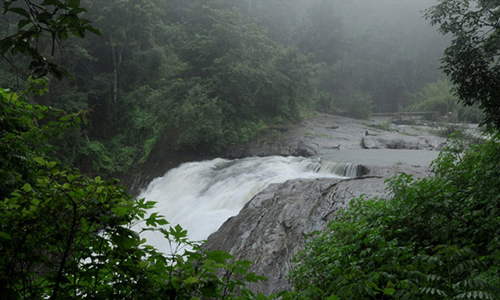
[204,164,431,295]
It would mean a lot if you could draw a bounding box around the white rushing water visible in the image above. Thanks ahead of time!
[138,156,358,252]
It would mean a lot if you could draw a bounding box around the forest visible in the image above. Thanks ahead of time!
[1,0,456,177]
[1,0,499,299]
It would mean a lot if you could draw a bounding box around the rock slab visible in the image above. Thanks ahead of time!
[204,165,430,295]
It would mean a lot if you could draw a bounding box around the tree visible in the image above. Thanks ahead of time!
[425,0,500,128]
[295,0,343,65]
[0,0,100,79]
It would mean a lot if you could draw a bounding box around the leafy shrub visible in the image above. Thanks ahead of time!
[289,133,500,299]
[0,84,84,199]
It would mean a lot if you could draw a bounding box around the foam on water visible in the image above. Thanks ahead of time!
[138,156,357,252]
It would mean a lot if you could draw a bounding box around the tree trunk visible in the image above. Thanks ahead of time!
[110,36,123,104]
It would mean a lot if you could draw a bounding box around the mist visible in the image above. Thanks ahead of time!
[0,0,452,177]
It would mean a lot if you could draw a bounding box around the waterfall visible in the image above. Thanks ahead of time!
[138,156,360,252]
[304,159,363,177]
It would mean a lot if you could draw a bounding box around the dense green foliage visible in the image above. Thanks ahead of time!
[1,0,320,173]
[425,0,500,129]
[0,77,82,199]
[1,4,276,297]
[2,1,500,299]
[0,87,273,299]
[289,136,500,299]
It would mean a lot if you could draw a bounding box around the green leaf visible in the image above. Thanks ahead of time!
[383,287,396,296]
[111,206,127,217]
[171,276,181,289]
[170,224,188,240]
[0,231,12,241]
[84,25,101,36]
[184,277,199,285]
[47,161,57,169]
[21,183,32,192]
[206,250,233,264]
[0,38,13,53]
[67,173,75,182]
[17,19,31,29]
[10,191,22,198]
[157,218,168,226]
[33,157,46,165]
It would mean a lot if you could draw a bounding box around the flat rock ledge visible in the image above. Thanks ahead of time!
[224,113,446,158]
[204,164,431,295]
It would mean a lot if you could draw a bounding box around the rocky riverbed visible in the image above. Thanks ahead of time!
[203,113,457,295]
[225,112,447,159]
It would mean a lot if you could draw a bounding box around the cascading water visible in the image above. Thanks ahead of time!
[138,156,360,252]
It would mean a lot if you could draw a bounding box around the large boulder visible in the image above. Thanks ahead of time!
[204,165,430,295]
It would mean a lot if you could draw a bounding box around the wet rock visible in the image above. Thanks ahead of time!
[204,165,430,295]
